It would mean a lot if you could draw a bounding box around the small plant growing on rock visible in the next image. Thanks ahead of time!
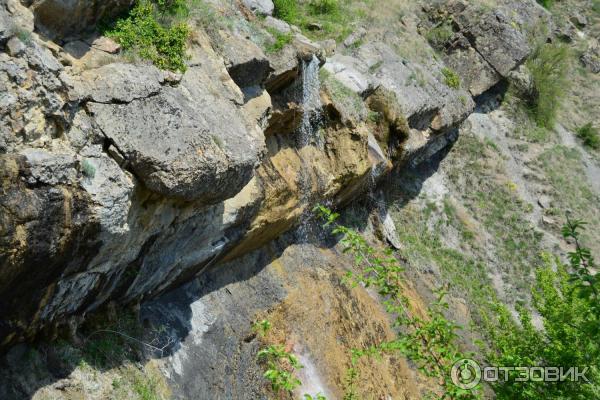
[442,67,460,89]
[252,319,272,337]
[304,394,327,400]
[257,344,303,393]
[81,159,96,179]
[105,0,190,72]
[576,123,599,150]
[265,28,294,53]
[426,20,454,49]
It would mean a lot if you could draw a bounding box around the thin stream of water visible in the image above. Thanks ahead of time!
[296,55,325,246]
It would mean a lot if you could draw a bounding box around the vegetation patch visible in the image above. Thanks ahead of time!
[274,0,361,42]
[315,205,483,399]
[264,27,294,53]
[524,41,570,128]
[273,0,299,23]
[483,221,600,399]
[443,132,543,301]
[441,67,460,89]
[576,122,600,150]
[426,20,454,49]
[105,0,190,72]
[535,145,600,253]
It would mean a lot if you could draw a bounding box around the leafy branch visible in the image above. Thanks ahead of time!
[314,205,481,399]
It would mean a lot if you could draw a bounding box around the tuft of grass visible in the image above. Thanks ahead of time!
[576,123,600,150]
[264,27,294,53]
[426,21,453,49]
[524,42,570,128]
[273,0,298,23]
[105,0,190,72]
[308,0,340,15]
[536,0,555,9]
[441,67,460,89]
[274,0,356,43]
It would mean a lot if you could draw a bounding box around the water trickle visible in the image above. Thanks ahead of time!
[296,55,325,245]
[298,55,324,149]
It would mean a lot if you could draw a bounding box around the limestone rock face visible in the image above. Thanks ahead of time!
[241,0,274,15]
[0,0,536,352]
[424,0,538,96]
[85,63,264,203]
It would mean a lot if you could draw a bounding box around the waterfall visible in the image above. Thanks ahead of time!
[296,55,325,246]
[298,55,324,149]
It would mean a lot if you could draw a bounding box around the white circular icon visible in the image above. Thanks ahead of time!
[451,358,481,390]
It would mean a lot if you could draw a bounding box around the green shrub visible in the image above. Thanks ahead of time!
[442,67,460,89]
[536,0,555,8]
[426,21,454,49]
[576,123,600,149]
[525,42,570,128]
[105,0,190,72]
[155,0,188,14]
[308,0,339,15]
[257,344,302,392]
[273,0,298,23]
[484,220,600,399]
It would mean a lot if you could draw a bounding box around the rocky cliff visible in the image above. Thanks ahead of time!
[1,0,599,399]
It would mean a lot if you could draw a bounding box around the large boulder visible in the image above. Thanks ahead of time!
[84,62,264,203]
[241,0,274,16]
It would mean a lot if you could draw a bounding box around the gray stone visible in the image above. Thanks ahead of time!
[71,63,164,103]
[242,0,274,15]
[20,148,79,185]
[323,55,373,95]
[89,36,120,54]
[343,27,366,48]
[63,40,90,59]
[217,31,272,88]
[538,195,551,209]
[263,16,292,34]
[6,37,25,57]
[86,64,264,203]
[453,8,530,77]
[442,40,500,97]
[361,43,475,132]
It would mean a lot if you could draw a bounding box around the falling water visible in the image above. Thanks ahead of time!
[298,55,324,149]
[296,55,325,246]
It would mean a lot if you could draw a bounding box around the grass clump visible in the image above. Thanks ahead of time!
[308,0,340,15]
[441,67,460,89]
[426,20,454,49]
[264,27,294,53]
[536,0,555,8]
[105,0,190,72]
[273,0,298,23]
[576,123,600,149]
[274,0,356,42]
[524,41,570,128]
